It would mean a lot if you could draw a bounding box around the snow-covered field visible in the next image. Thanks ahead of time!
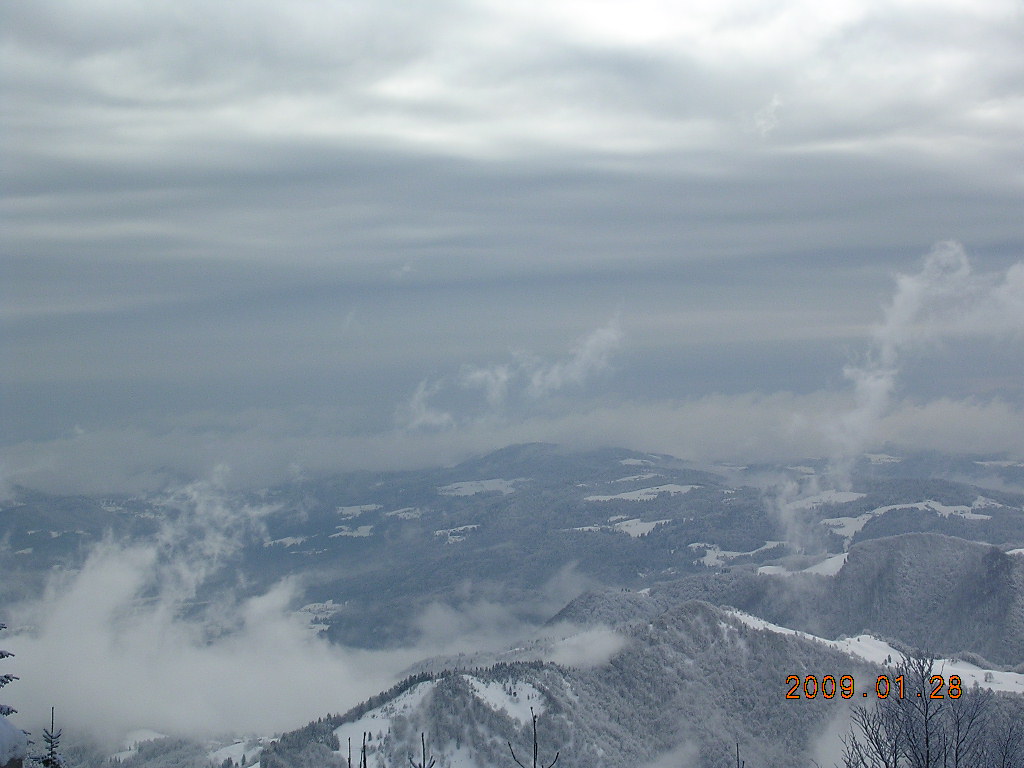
[385,507,422,519]
[691,541,784,567]
[439,479,519,496]
[337,504,382,517]
[585,484,697,502]
[614,473,661,483]
[820,497,1002,548]
[434,524,479,543]
[265,536,308,547]
[787,491,866,510]
[570,517,670,537]
[612,518,670,537]
[864,453,902,464]
[330,525,374,538]
[207,737,265,768]
[757,553,848,578]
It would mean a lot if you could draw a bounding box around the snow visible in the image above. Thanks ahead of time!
[820,514,876,543]
[266,536,307,547]
[612,518,670,537]
[758,556,850,577]
[787,491,866,510]
[614,473,661,483]
[1007,548,1024,556]
[757,565,794,577]
[109,729,167,762]
[330,525,374,538]
[619,458,653,466]
[334,682,436,757]
[434,525,479,543]
[463,677,543,725]
[822,498,996,549]
[864,453,902,464]
[207,737,265,767]
[803,553,848,576]
[726,610,1024,695]
[975,460,1024,468]
[438,479,519,496]
[337,504,382,517]
[755,554,848,576]
[569,518,669,537]
[690,540,784,567]
[0,716,27,765]
[385,507,422,519]
[869,500,993,521]
[584,484,697,502]
[786,465,817,475]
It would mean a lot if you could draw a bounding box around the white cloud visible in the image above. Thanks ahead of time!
[400,317,624,431]
[830,242,1024,468]
[526,317,623,398]
[396,380,455,432]
[4,482,422,745]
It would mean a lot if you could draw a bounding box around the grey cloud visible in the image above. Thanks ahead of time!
[3,0,1023,495]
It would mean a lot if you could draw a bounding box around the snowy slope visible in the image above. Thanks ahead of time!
[727,610,1024,695]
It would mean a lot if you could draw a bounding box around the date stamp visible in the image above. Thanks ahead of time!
[786,674,963,700]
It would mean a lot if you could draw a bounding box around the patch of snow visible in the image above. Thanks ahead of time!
[585,484,697,502]
[614,473,661,483]
[619,458,653,466]
[385,507,422,519]
[871,500,992,520]
[208,737,265,767]
[726,610,1024,695]
[14,548,32,555]
[864,453,902,464]
[975,460,1024,468]
[690,540,785,567]
[757,565,795,577]
[612,518,670,537]
[439,479,519,496]
[1007,548,1024,556]
[297,600,342,623]
[786,465,817,475]
[464,677,543,725]
[334,682,436,758]
[330,525,374,538]
[266,536,308,548]
[434,524,479,543]
[336,504,382,517]
[787,491,866,510]
[803,553,848,576]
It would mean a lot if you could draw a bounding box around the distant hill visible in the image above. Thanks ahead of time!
[261,600,880,768]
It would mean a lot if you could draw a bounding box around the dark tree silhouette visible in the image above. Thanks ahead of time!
[408,733,435,768]
[508,708,558,768]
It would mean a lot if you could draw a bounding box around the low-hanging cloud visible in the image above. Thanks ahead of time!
[830,241,1024,477]
[4,479,423,746]
[397,316,624,431]
[3,485,602,748]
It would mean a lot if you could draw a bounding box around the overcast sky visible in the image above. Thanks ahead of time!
[3,0,1023,492]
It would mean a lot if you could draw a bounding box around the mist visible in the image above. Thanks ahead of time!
[3,479,599,748]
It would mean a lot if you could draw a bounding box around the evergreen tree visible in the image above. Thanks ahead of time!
[0,624,18,718]
[31,708,65,768]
